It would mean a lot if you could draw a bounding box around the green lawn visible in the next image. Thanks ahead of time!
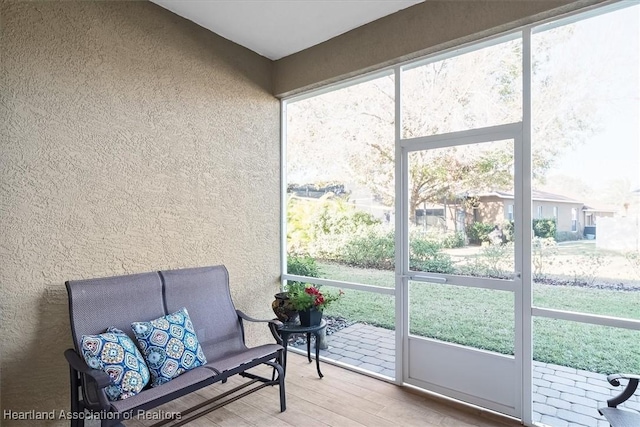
[319,261,640,374]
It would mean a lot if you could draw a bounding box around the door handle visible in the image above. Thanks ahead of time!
[406,275,447,282]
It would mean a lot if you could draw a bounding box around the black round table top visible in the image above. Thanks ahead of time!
[277,318,327,333]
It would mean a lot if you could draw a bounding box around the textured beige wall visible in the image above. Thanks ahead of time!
[274,0,607,97]
[0,1,279,423]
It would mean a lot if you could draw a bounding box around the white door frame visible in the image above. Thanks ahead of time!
[396,120,525,417]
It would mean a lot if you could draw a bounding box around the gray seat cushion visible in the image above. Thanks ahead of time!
[599,407,640,427]
[109,365,216,413]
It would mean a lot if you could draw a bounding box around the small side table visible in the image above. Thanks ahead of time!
[269,319,327,379]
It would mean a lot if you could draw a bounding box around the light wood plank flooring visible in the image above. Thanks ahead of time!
[128,354,522,427]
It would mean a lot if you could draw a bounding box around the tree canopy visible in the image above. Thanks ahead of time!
[286,29,599,222]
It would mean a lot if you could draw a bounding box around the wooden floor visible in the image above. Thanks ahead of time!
[128,354,522,427]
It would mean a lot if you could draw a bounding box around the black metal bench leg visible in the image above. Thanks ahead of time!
[69,366,84,427]
[101,416,125,427]
[280,364,287,412]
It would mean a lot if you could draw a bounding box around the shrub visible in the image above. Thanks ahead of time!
[555,231,582,242]
[410,239,454,273]
[441,232,466,249]
[478,242,514,278]
[287,256,320,288]
[567,251,605,286]
[287,195,381,257]
[340,229,454,273]
[532,237,558,281]
[502,221,515,243]
[624,251,640,279]
[342,230,395,269]
[466,222,495,245]
[533,218,557,239]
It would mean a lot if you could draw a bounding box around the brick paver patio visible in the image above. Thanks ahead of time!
[294,322,640,427]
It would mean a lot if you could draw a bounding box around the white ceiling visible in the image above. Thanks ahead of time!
[150,0,424,60]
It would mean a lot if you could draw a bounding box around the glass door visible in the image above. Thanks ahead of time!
[401,127,524,417]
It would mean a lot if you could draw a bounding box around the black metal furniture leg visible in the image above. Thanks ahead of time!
[281,332,289,378]
[314,331,323,378]
[272,319,326,379]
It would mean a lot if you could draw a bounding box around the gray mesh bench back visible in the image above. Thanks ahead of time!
[160,265,245,360]
[67,265,244,361]
[66,271,166,352]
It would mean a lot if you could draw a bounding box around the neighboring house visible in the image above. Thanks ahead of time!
[473,190,614,235]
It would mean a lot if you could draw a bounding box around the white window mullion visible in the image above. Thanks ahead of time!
[394,66,406,386]
[280,101,288,290]
[521,26,534,427]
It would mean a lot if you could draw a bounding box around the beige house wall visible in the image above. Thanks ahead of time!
[475,196,506,225]
[273,0,606,97]
[475,197,584,233]
[532,201,583,233]
[1,1,280,422]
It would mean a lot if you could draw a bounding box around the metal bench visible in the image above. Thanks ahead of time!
[64,265,285,427]
[599,373,640,427]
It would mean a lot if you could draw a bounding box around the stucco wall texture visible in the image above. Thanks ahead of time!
[1,1,280,423]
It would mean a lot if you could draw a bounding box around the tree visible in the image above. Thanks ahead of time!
[286,29,600,225]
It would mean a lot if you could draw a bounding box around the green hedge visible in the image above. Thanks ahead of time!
[533,218,557,239]
[343,231,395,269]
[466,222,495,245]
[409,239,454,273]
[287,256,320,287]
[341,230,453,273]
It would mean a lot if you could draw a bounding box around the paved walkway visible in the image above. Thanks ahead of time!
[294,323,640,427]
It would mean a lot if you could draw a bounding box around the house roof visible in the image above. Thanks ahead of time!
[479,190,619,213]
[582,205,617,213]
[478,190,582,204]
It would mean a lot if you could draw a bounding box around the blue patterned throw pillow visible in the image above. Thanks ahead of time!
[131,307,207,387]
[80,327,150,401]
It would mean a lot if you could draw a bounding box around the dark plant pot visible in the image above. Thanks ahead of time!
[299,307,322,327]
[272,292,299,323]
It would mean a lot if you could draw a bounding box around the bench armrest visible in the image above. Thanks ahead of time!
[236,310,283,345]
[606,373,640,408]
[65,349,112,387]
[65,349,112,411]
[236,310,282,328]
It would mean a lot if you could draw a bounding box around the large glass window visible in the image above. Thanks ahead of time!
[531,5,640,321]
[284,74,396,376]
[407,139,516,279]
[401,37,522,139]
[282,2,640,424]
[286,74,395,287]
[409,281,515,355]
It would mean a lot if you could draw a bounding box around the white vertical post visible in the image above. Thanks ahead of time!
[521,26,534,426]
[280,101,288,291]
[394,66,406,385]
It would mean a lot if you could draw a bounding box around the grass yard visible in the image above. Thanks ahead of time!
[319,261,640,374]
[444,240,640,286]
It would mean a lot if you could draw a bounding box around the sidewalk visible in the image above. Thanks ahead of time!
[294,322,639,427]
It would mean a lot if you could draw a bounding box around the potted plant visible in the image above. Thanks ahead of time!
[288,284,344,326]
[271,281,306,323]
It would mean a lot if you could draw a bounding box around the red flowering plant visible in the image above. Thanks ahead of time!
[288,284,344,312]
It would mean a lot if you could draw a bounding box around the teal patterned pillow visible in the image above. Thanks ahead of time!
[80,327,150,401]
[131,308,207,387]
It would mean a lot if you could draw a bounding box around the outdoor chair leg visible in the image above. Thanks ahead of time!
[277,361,286,412]
[69,367,84,427]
